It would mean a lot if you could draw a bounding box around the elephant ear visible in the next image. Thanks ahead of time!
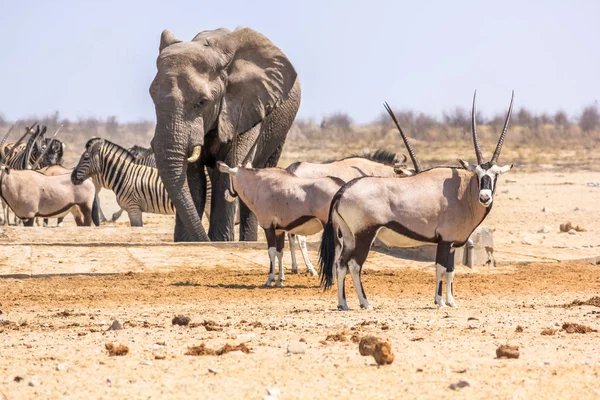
[214,27,298,144]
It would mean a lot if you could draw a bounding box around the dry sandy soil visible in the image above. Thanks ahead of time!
[0,159,599,398]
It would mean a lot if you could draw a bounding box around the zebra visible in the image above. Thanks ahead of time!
[71,138,175,226]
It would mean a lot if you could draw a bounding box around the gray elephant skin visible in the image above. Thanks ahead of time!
[149,27,301,242]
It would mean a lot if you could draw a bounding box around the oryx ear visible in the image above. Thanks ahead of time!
[395,168,415,177]
[459,159,476,171]
[217,161,236,175]
[498,164,513,174]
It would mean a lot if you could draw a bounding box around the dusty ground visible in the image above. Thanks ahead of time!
[0,159,599,398]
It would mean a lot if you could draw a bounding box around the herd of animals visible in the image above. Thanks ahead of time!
[0,26,515,310]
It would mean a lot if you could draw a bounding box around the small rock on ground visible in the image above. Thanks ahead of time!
[287,342,307,355]
[107,320,123,331]
[496,345,520,359]
[449,380,471,390]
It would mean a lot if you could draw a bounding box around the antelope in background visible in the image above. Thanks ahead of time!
[319,92,514,310]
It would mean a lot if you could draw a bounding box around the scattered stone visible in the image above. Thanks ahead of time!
[299,338,306,343]
[496,345,519,359]
[521,235,537,245]
[449,380,470,390]
[541,328,556,336]
[55,363,69,372]
[202,320,223,332]
[410,337,424,342]
[208,368,220,374]
[567,296,600,308]
[380,323,390,330]
[560,221,586,233]
[537,226,552,234]
[267,388,281,396]
[106,377,112,384]
[467,317,479,321]
[107,320,123,331]
[568,229,577,235]
[105,343,129,356]
[325,332,348,342]
[542,207,550,212]
[287,342,307,355]
[154,352,167,360]
[217,343,251,355]
[185,344,216,356]
[28,380,39,387]
[373,341,394,365]
[172,315,191,326]
[561,323,597,334]
[14,376,23,383]
[359,336,380,356]
[515,326,524,333]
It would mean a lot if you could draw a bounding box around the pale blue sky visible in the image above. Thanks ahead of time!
[0,0,598,123]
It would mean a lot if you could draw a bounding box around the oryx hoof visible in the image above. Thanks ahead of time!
[291,268,299,274]
[435,296,447,308]
[275,280,284,288]
[307,268,318,276]
[337,304,349,311]
[446,299,459,308]
[360,303,373,310]
[264,279,274,287]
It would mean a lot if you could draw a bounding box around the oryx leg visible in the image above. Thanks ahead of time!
[23,218,34,227]
[274,232,285,287]
[57,217,64,227]
[297,235,317,276]
[43,218,49,227]
[347,232,374,310]
[264,227,278,287]
[434,241,458,308]
[289,233,299,274]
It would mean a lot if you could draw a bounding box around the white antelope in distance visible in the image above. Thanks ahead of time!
[319,92,515,310]
[284,149,413,276]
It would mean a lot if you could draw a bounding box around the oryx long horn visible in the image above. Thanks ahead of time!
[471,90,483,164]
[137,147,154,160]
[491,90,514,164]
[24,125,47,169]
[4,122,37,162]
[31,124,63,170]
[240,132,261,167]
[383,102,421,173]
[0,121,20,149]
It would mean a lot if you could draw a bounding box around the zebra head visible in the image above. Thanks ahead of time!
[71,138,104,185]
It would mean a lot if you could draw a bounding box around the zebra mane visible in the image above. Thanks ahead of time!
[325,149,399,166]
[87,138,136,162]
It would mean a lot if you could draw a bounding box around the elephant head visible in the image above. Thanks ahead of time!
[150,27,298,241]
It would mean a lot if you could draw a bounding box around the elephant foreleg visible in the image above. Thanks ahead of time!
[207,167,236,241]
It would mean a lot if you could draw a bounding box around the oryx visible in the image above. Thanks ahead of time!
[319,91,514,310]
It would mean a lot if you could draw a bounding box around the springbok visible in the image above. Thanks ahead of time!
[319,92,514,310]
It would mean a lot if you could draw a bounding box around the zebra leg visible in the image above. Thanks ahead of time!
[297,235,317,276]
[127,209,143,227]
[289,233,299,274]
[110,208,125,222]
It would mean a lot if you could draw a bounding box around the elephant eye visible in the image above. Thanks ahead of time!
[195,98,207,109]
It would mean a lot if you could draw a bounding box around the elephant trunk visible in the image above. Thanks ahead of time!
[153,114,209,242]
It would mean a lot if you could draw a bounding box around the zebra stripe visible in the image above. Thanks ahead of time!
[72,139,175,226]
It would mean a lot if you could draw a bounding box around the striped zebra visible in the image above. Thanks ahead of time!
[127,145,215,221]
[71,138,175,226]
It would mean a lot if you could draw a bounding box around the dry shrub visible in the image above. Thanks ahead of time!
[559,222,586,233]
[561,323,597,334]
[185,343,251,356]
[568,296,600,308]
[541,328,557,336]
[105,343,129,356]
[325,332,348,342]
[185,344,216,356]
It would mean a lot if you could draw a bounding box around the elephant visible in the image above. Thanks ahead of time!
[149,27,301,242]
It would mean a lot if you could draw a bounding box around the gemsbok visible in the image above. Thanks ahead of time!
[319,92,515,310]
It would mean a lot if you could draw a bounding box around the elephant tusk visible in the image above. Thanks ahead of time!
[187,145,201,163]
